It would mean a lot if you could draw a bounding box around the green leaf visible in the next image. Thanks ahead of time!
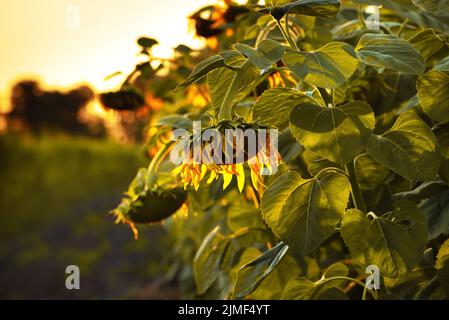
[436,239,449,296]
[407,29,446,64]
[384,249,442,299]
[283,42,358,89]
[417,70,449,123]
[412,0,449,13]
[220,50,247,68]
[287,0,341,17]
[355,33,425,75]
[227,205,268,232]
[419,188,449,240]
[282,263,349,300]
[235,39,285,70]
[252,88,318,127]
[289,101,375,166]
[435,56,449,72]
[175,55,226,92]
[261,170,351,253]
[365,111,441,181]
[233,242,289,298]
[341,200,428,278]
[260,0,341,19]
[193,226,230,295]
[393,181,449,240]
[208,61,260,118]
[355,154,391,191]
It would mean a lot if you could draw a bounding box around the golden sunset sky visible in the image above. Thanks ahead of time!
[0,0,225,112]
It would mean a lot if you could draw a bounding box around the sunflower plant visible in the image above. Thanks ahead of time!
[111,0,449,300]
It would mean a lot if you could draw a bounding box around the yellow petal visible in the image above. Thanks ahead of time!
[222,172,233,190]
[207,170,217,184]
[236,163,245,193]
[200,164,208,181]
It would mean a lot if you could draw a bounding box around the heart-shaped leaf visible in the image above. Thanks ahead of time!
[417,70,449,123]
[283,42,358,89]
[252,88,318,127]
[235,39,285,70]
[290,101,375,166]
[261,170,350,253]
[341,200,428,278]
[365,111,441,181]
[355,33,425,75]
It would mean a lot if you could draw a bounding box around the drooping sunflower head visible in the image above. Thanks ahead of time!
[112,169,187,239]
[171,119,281,193]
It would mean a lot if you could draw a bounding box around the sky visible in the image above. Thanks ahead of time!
[0,0,222,112]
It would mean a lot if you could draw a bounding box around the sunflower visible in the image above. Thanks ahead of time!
[171,120,281,193]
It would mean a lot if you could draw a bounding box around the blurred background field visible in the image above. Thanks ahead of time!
[0,134,177,299]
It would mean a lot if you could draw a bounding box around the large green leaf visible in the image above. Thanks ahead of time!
[341,200,428,278]
[208,61,259,116]
[252,88,318,127]
[412,0,449,13]
[384,249,443,299]
[289,101,375,166]
[355,33,425,75]
[365,111,441,181]
[393,181,449,240]
[231,247,300,299]
[355,154,391,191]
[261,170,350,253]
[260,0,341,19]
[417,70,449,123]
[419,188,449,240]
[233,242,289,298]
[282,263,349,300]
[283,42,358,89]
[436,239,449,296]
[175,55,226,92]
[193,227,230,295]
[407,29,446,64]
[235,39,285,70]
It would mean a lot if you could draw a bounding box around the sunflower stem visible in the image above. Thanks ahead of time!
[345,159,367,212]
[146,141,175,189]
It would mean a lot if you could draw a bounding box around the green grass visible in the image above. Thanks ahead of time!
[0,134,175,299]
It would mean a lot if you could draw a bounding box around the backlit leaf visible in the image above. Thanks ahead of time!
[290,101,375,166]
[417,70,449,123]
[252,88,318,127]
[283,42,358,89]
[233,242,289,298]
[365,111,441,181]
[261,170,350,253]
[341,200,428,278]
[355,33,425,75]
[193,227,230,295]
[235,39,285,69]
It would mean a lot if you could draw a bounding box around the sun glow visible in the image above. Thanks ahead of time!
[0,0,216,115]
